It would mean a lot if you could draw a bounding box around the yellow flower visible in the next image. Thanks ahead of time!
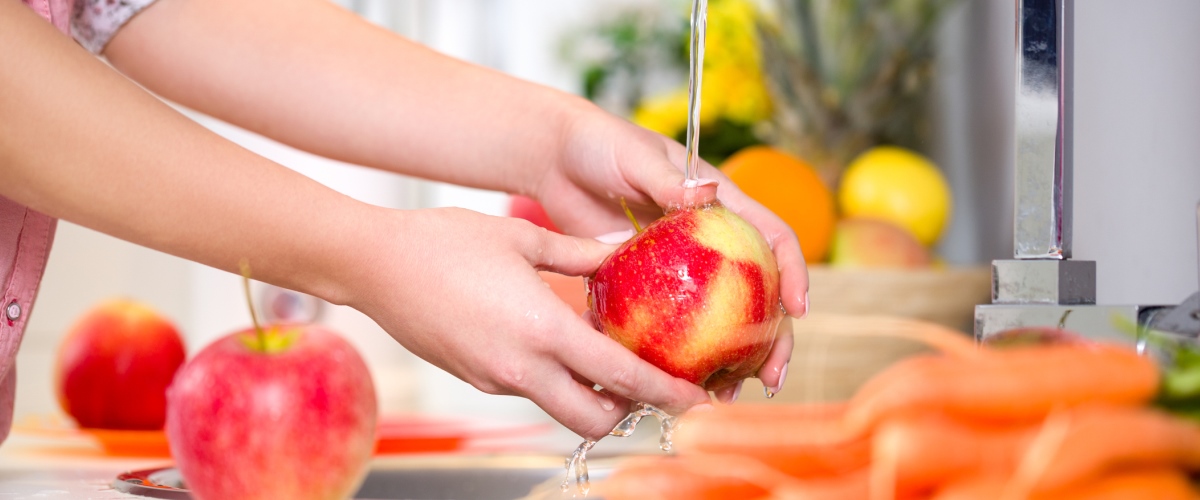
[632,88,690,138]
[705,0,761,69]
[634,0,773,136]
[705,66,772,125]
[703,0,773,124]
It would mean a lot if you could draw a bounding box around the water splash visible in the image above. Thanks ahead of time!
[560,403,680,497]
[560,439,597,497]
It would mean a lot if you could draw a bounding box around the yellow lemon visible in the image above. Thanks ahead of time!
[838,146,952,246]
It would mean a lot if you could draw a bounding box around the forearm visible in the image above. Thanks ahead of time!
[0,1,376,306]
[103,0,591,197]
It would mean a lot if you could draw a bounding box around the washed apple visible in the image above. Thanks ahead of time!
[588,202,784,390]
[166,323,377,500]
[828,217,931,269]
[55,298,185,430]
[509,195,561,233]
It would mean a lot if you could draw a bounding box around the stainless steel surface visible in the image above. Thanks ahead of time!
[112,468,188,499]
[1145,293,1200,337]
[1014,0,1074,259]
[112,462,618,500]
[991,259,1095,304]
[975,303,1143,345]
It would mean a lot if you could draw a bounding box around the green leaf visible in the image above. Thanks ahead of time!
[583,66,608,101]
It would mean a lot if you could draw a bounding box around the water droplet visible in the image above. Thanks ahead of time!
[763,387,775,399]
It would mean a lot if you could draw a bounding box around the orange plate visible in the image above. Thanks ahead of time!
[374,414,551,455]
[16,415,550,458]
[81,427,172,457]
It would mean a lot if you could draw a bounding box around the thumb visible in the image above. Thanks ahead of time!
[527,230,619,277]
[628,159,720,210]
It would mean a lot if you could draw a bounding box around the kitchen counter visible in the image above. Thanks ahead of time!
[0,415,659,500]
[0,430,165,499]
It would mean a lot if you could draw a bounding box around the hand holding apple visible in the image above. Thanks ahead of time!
[588,202,785,392]
[540,111,807,399]
[55,299,185,430]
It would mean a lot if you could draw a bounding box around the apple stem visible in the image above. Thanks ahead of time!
[238,259,266,351]
[619,198,643,234]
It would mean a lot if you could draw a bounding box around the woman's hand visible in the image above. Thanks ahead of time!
[346,207,712,440]
[534,104,807,402]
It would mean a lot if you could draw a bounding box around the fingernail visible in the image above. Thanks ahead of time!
[682,177,719,188]
[730,380,743,404]
[771,362,789,395]
[597,395,616,412]
[801,291,809,319]
[594,229,636,244]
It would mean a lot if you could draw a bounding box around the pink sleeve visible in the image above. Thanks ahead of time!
[20,0,73,34]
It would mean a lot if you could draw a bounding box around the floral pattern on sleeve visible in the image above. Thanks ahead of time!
[72,0,159,54]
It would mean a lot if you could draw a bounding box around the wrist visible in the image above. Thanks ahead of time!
[304,203,404,311]
[521,92,599,201]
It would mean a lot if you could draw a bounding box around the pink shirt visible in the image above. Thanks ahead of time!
[0,0,73,445]
[5,0,160,444]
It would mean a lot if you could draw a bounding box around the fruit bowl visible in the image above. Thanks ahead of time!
[741,263,990,405]
[807,264,991,331]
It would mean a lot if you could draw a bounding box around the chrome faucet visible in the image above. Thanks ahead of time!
[973,0,1199,355]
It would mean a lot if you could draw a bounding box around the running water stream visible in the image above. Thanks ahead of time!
[559,0,709,497]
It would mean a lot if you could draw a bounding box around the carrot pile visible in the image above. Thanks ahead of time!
[596,327,1200,499]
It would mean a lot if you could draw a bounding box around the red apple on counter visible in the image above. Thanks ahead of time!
[509,195,562,233]
[166,322,377,500]
[828,217,931,269]
[588,202,784,390]
[55,298,185,430]
[984,326,1086,348]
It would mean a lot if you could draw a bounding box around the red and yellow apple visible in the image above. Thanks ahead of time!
[166,324,377,500]
[55,298,185,430]
[984,326,1085,348]
[828,217,931,269]
[588,202,784,390]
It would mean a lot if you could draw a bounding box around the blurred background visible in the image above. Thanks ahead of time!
[14,0,1200,432]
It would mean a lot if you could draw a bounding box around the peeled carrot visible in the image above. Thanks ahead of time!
[774,468,872,500]
[872,405,1200,496]
[1012,405,1200,492]
[595,456,770,500]
[845,343,1160,433]
[675,403,870,478]
[872,412,1033,495]
[598,454,883,500]
[932,468,1199,500]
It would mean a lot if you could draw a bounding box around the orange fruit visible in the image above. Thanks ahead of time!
[720,146,836,263]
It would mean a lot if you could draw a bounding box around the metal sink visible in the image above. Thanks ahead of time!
[112,455,619,500]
